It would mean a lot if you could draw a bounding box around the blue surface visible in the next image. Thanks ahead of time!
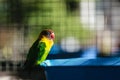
[45,45,120,80]
[49,45,98,58]
[45,58,120,80]
[46,66,120,80]
[45,57,120,66]
[81,46,98,58]
[49,44,62,54]
[47,44,120,66]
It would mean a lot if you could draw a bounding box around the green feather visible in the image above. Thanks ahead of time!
[37,42,46,65]
[24,39,39,69]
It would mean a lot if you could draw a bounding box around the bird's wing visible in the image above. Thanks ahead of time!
[37,42,47,65]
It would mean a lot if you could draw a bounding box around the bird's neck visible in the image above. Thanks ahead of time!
[40,36,54,46]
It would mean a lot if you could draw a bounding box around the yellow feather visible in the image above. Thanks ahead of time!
[40,36,54,53]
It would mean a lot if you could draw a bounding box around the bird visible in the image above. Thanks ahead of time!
[23,29,55,70]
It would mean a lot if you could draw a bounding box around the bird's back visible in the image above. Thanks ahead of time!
[23,39,40,70]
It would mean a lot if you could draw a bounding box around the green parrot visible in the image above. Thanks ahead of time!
[24,29,55,70]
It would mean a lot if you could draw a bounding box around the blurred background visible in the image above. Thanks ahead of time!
[1,0,120,79]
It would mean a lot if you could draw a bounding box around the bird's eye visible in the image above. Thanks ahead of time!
[50,33,55,39]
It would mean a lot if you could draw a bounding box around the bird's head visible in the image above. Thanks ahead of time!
[39,29,55,40]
